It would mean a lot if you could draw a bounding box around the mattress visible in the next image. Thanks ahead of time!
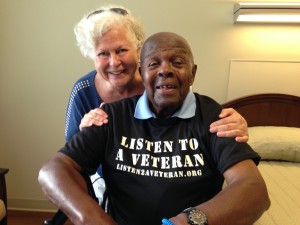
[254,161,300,225]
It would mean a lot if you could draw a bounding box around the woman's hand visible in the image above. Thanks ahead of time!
[79,108,108,130]
[209,108,248,142]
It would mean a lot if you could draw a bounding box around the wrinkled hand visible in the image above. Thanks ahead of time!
[209,108,248,142]
[79,108,108,130]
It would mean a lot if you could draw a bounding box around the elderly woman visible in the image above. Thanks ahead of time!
[65,5,248,200]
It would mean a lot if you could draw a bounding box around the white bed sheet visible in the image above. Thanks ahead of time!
[255,161,300,225]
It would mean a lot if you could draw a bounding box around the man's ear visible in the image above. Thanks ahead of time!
[139,66,144,80]
[190,64,197,86]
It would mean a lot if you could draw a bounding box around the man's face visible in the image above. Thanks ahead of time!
[140,33,196,118]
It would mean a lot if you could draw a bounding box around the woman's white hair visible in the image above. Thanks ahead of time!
[74,5,145,60]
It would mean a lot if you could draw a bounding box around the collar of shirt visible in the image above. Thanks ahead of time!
[134,90,196,119]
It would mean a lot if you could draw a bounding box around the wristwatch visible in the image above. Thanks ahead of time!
[182,207,208,225]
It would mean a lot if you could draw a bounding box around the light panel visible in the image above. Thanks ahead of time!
[234,3,300,23]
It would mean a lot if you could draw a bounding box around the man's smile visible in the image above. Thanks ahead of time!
[156,85,177,89]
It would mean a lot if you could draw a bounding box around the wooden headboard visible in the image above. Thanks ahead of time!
[222,93,300,128]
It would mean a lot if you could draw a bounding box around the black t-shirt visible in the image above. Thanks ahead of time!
[60,93,260,225]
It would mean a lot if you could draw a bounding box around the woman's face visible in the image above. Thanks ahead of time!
[94,26,140,89]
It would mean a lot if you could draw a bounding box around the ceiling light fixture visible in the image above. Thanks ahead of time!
[234,2,300,23]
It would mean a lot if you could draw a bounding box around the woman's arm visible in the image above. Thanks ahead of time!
[79,108,108,130]
[209,108,248,142]
[80,107,249,142]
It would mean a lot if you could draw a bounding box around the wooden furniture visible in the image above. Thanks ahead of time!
[222,93,300,127]
[222,93,300,225]
[0,168,9,225]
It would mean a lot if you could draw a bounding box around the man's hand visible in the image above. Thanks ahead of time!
[209,108,248,142]
[79,108,108,130]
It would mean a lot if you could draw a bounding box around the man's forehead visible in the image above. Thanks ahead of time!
[144,46,188,59]
[141,32,193,61]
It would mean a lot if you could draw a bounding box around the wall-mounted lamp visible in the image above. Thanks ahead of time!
[234,2,300,23]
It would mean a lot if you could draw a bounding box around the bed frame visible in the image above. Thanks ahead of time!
[222,93,300,225]
[222,93,300,127]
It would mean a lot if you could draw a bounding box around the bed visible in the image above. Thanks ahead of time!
[222,93,300,225]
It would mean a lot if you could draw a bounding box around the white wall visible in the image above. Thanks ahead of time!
[1,0,300,211]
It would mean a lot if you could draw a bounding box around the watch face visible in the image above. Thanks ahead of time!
[189,209,207,225]
[190,211,206,223]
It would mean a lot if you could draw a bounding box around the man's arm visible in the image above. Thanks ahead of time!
[170,160,270,225]
[38,153,117,225]
[209,108,249,142]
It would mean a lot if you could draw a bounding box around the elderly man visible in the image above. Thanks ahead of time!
[39,32,270,225]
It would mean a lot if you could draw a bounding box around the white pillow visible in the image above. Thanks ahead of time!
[248,126,300,162]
